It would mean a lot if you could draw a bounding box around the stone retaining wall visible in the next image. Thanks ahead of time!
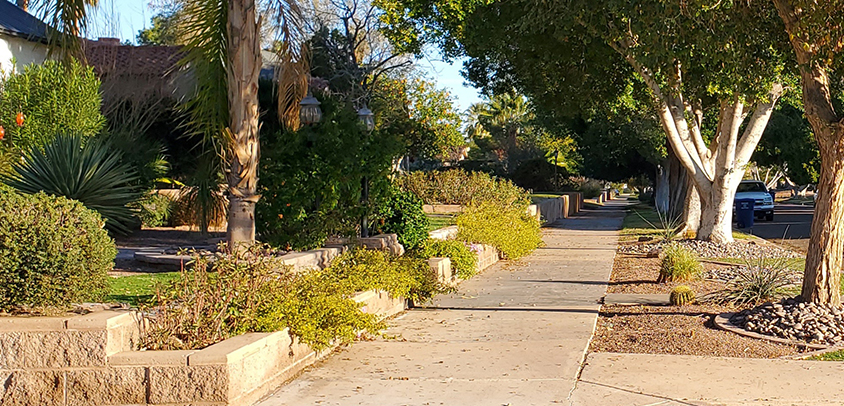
[0,290,405,406]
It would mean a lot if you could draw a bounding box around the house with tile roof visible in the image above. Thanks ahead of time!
[0,0,51,75]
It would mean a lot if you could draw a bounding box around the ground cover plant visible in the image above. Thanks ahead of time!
[0,190,116,311]
[419,239,479,279]
[141,245,445,351]
[456,202,542,259]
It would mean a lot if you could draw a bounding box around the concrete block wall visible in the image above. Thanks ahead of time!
[0,290,405,406]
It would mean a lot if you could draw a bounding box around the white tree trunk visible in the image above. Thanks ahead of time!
[680,181,701,237]
[697,176,741,242]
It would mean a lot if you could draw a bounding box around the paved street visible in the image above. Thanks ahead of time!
[743,203,814,252]
[257,201,629,406]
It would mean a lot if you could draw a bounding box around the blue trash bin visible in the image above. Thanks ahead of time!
[735,198,755,229]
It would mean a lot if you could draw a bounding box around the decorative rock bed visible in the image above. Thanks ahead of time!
[618,239,800,259]
[721,297,844,348]
[700,267,803,285]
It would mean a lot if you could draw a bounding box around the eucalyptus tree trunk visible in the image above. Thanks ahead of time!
[774,0,844,306]
[617,52,782,243]
[225,0,262,247]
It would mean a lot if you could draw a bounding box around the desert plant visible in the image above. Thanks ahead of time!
[375,186,429,250]
[710,259,794,306]
[133,193,175,228]
[670,285,696,306]
[658,244,702,283]
[0,190,116,311]
[0,60,105,152]
[420,239,479,279]
[456,202,542,259]
[634,208,684,241]
[3,134,141,235]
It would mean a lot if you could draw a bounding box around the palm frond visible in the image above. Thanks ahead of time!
[267,0,309,130]
[177,0,230,145]
[31,0,96,62]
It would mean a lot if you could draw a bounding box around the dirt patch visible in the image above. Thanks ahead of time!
[591,252,803,358]
[609,254,730,297]
[591,304,802,358]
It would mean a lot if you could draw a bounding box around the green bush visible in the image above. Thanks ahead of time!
[456,202,542,259]
[257,95,402,250]
[0,190,115,310]
[511,158,570,192]
[571,176,603,199]
[4,135,142,235]
[658,244,702,283]
[420,239,478,279]
[133,193,175,228]
[396,169,530,210]
[375,186,429,250]
[0,60,105,152]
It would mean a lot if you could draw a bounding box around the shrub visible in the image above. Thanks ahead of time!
[670,286,696,306]
[658,244,702,283]
[375,186,429,250]
[0,190,115,310]
[396,169,529,210]
[456,202,542,259]
[420,239,478,279]
[257,95,402,250]
[0,60,105,152]
[133,193,175,228]
[570,176,603,199]
[4,134,142,235]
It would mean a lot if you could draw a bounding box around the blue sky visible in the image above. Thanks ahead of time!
[82,0,483,112]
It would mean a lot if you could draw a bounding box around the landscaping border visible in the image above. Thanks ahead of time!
[713,312,828,350]
[0,290,405,406]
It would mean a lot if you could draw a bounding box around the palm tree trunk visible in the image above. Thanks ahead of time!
[225,0,262,247]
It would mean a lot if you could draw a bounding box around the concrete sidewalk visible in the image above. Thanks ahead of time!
[572,352,844,405]
[256,200,630,406]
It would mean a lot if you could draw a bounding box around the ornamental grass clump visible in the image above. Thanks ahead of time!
[0,190,116,311]
[658,244,702,283]
[419,239,479,279]
[456,202,542,259]
[710,259,794,306]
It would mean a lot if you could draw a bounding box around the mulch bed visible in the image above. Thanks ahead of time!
[590,253,804,358]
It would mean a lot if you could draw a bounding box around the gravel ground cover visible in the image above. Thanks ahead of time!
[731,298,844,347]
[618,239,800,259]
[591,252,803,358]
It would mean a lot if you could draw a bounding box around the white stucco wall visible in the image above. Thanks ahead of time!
[0,34,49,76]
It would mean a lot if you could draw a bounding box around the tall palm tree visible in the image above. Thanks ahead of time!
[468,91,533,168]
[178,0,308,247]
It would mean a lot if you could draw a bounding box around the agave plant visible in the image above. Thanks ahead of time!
[3,134,141,234]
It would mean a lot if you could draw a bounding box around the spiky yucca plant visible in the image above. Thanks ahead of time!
[670,285,696,306]
[3,134,141,234]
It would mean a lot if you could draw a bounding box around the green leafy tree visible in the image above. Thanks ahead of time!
[754,101,820,186]
[372,77,465,161]
[378,0,794,244]
[136,11,182,45]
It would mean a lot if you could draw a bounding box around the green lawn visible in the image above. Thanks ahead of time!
[811,350,844,361]
[106,272,180,306]
[426,214,457,232]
